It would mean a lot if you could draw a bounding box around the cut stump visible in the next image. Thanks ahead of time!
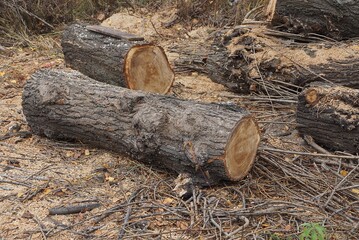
[297,84,359,154]
[62,24,174,94]
[22,69,260,186]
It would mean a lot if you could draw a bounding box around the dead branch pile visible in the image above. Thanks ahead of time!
[1,135,358,239]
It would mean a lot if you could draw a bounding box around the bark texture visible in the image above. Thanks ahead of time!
[297,84,359,154]
[22,69,260,186]
[272,0,359,40]
[62,24,174,94]
[174,29,359,95]
[62,24,142,87]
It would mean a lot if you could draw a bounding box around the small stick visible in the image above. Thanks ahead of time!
[226,216,249,238]
[118,206,132,240]
[0,179,32,187]
[118,188,144,239]
[260,147,359,159]
[265,0,277,22]
[32,215,48,240]
[202,196,208,228]
[312,158,357,170]
[149,19,164,39]
[304,135,330,154]
[49,202,101,215]
[22,182,49,201]
[209,211,229,237]
[324,164,359,207]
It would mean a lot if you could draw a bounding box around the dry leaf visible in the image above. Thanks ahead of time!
[97,12,106,21]
[176,221,189,230]
[84,149,90,156]
[284,224,292,231]
[43,188,52,195]
[66,151,74,158]
[340,170,348,176]
[105,175,115,182]
[163,197,174,205]
[0,71,5,77]
[17,192,24,198]
[351,188,359,195]
[236,203,243,208]
[53,188,68,197]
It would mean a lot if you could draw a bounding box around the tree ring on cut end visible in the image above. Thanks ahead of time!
[124,44,174,94]
[224,117,260,181]
[305,89,319,105]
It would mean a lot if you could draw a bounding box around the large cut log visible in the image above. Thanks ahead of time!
[173,29,359,95]
[61,24,174,94]
[297,84,359,154]
[271,0,359,40]
[22,69,260,186]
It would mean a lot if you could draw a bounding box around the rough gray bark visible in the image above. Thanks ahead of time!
[62,24,174,94]
[173,31,359,95]
[22,69,260,186]
[296,59,359,89]
[62,24,145,87]
[272,0,359,40]
[297,84,359,154]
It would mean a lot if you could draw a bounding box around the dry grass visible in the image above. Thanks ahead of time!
[0,0,121,46]
[0,0,267,46]
[176,0,267,27]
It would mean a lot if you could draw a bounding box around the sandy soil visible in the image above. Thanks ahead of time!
[0,9,357,240]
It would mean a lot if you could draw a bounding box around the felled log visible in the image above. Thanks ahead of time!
[297,84,359,154]
[22,69,260,186]
[271,0,359,40]
[174,29,359,95]
[61,24,174,94]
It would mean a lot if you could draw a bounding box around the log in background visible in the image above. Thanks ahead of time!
[273,0,359,40]
[297,84,359,154]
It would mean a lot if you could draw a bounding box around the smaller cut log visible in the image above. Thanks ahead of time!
[297,84,359,154]
[22,69,260,186]
[62,24,174,94]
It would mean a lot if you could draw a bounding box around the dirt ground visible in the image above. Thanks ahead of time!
[1,9,358,240]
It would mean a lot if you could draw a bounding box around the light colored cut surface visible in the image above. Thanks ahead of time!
[124,45,174,94]
[305,89,318,105]
[225,118,260,180]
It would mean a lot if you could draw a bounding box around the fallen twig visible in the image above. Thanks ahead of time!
[324,164,359,207]
[261,147,359,159]
[49,202,101,215]
[118,188,145,239]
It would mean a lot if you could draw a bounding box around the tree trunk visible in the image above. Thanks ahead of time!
[173,29,359,95]
[22,69,260,186]
[297,83,359,154]
[272,0,359,40]
[61,24,174,94]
